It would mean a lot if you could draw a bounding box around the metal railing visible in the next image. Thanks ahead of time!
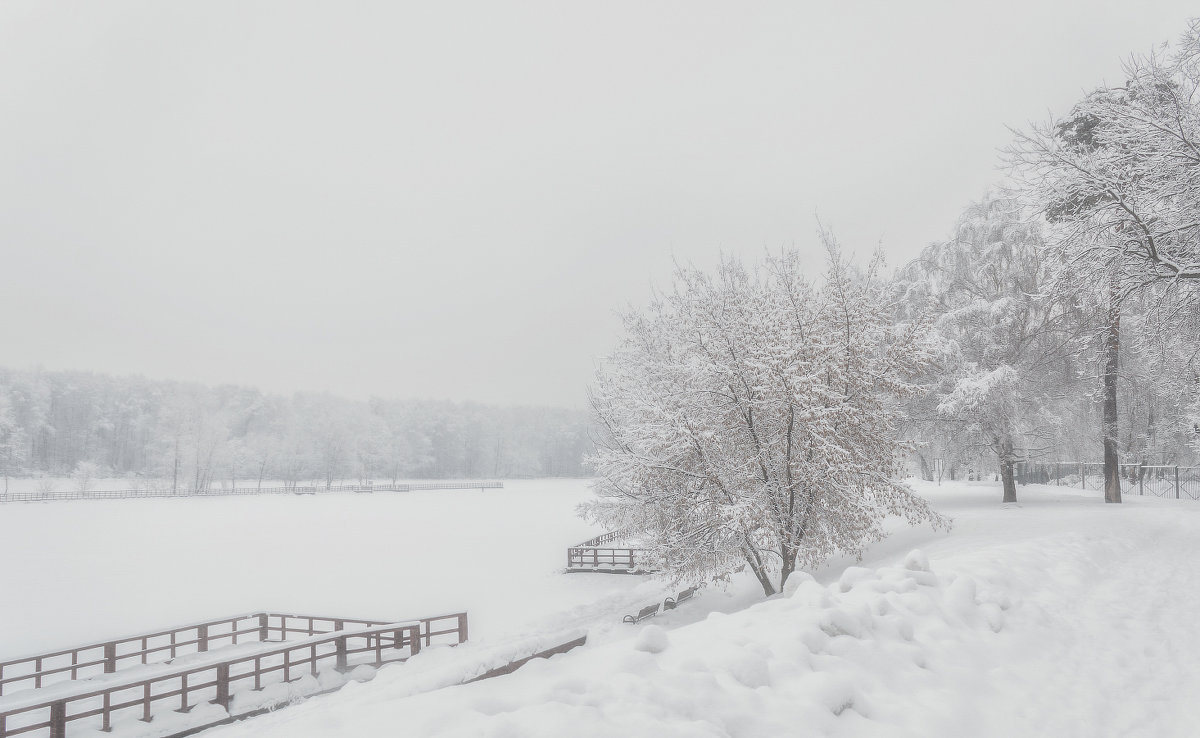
[1015,462,1200,500]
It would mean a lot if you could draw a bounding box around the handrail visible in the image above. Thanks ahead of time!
[0,612,466,697]
[0,613,467,738]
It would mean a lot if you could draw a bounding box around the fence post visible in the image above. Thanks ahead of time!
[214,664,230,708]
[1080,462,1085,490]
[458,613,468,644]
[408,626,421,657]
[104,642,117,673]
[1139,463,1144,496]
[258,614,269,642]
[1176,466,1181,500]
[49,701,67,738]
[198,624,208,653]
[334,636,348,671]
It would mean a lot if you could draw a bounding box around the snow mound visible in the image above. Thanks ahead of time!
[208,550,1015,738]
[633,625,669,654]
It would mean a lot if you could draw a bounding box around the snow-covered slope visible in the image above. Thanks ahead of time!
[202,481,1200,738]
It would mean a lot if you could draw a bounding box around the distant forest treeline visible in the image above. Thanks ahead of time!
[0,367,594,486]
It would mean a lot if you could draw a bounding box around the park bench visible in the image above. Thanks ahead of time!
[622,603,660,624]
[663,586,697,610]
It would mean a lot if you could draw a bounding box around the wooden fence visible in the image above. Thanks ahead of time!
[0,613,467,738]
[0,612,465,697]
[566,531,649,573]
[0,481,503,504]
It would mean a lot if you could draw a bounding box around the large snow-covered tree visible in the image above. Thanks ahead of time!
[1009,21,1200,286]
[584,245,946,596]
[1008,21,1200,501]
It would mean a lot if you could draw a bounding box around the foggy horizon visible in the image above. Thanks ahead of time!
[2,1,1196,407]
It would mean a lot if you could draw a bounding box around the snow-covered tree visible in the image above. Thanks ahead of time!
[0,390,26,493]
[585,244,946,596]
[1008,20,1200,501]
[1009,20,1200,286]
[897,194,1073,502]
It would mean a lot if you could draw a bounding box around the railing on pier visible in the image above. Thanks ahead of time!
[566,530,649,573]
[0,612,466,697]
[0,613,467,738]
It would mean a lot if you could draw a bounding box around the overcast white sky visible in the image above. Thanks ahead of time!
[0,1,1195,408]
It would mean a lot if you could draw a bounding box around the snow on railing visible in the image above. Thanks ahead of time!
[0,613,468,738]
[566,530,651,573]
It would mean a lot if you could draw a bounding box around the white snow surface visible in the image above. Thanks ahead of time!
[0,480,667,657]
[197,480,1200,738]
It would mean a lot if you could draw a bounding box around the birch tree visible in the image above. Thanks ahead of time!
[585,244,946,596]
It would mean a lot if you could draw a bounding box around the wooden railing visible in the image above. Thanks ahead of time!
[0,612,466,697]
[0,613,467,738]
[576,530,623,548]
[566,530,649,573]
[0,481,503,504]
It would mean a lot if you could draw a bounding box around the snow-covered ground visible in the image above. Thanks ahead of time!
[0,479,674,658]
[191,480,1200,738]
[7,479,1199,737]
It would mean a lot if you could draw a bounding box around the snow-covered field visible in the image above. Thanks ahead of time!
[6,479,1200,737]
[0,479,671,658]
[200,480,1200,738]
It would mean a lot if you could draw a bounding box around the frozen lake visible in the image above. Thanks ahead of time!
[0,479,654,658]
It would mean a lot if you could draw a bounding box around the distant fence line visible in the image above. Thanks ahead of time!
[1015,461,1200,500]
[0,481,503,504]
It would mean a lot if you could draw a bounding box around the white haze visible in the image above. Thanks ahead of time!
[0,0,1194,406]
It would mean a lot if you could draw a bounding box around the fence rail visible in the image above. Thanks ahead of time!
[0,481,503,504]
[0,613,467,738]
[1014,462,1200,500]
[0,612,465,698]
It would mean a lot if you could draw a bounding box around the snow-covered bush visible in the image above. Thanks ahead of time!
[585,243,947,596]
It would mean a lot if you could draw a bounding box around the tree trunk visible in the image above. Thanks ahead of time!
[1000,459,1017,503]
[1102,275,1122,504]
[998,433,1017,503]
[742,539,777,596]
